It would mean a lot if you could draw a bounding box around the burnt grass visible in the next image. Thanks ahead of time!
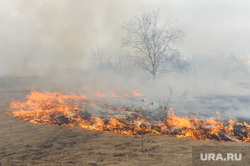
[1,86,250,165]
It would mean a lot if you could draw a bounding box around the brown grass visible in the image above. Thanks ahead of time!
[0,89,248,166]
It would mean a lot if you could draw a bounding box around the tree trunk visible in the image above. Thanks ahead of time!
[152,71,156,80]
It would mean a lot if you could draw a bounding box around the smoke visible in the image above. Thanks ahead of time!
[0,0,150,76]
[1,1,250,119]
[1,0,250,76]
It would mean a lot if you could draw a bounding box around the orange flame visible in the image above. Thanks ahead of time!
[133,91,143,97]
[96,91,106,97]
[112,91,119,98]
[9,91,250,143]
[123,94,129,98]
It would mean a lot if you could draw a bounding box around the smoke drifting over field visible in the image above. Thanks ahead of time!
[1,0,250,75]
[1,0,250,119]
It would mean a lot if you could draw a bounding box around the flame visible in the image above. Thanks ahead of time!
[133,91,143,97]
[96,91,106,97]
[111,91,119,98]
[123,94,129,98]
[9,91,250,143]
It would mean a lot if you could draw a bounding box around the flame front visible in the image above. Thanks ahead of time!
[9,91,250,143]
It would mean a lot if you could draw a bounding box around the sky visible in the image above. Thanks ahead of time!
[1,0,250,76]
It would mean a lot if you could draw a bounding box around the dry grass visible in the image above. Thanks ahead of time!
[0,89,248,166]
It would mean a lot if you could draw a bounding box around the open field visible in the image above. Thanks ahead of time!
[2,1,250,165]
[0,89,249,166]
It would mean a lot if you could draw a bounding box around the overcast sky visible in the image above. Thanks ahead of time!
[1,0,250,76]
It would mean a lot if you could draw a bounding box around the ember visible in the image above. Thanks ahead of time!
[9,91,250,143]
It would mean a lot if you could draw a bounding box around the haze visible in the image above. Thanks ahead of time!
[1,0,250,76]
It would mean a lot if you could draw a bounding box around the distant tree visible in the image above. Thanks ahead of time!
[122,10,184,79]
[110,48,132,72]
[90,47,106,66]
[160,50,190,74]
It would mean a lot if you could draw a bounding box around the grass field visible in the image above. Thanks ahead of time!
[0,89,249,166]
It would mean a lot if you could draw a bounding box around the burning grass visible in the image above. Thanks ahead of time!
[8,91,250,143]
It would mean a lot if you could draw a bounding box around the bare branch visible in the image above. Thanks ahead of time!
[122,10,184,79]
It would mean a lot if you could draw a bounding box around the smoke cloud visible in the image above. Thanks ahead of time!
[1,0,250,75]
[1,1,250,119]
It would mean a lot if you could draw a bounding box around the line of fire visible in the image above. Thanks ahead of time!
[9,91,250,143]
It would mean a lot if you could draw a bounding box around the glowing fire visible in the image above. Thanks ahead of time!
[133,91,143,97]
[9,91,250,143]
[112,91,119,98]
[96,91,106,97]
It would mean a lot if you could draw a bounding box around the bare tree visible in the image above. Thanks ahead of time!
[90,47,106,66]
[110,48,128,72]
[122,10,184,79]
[160,50,190,74]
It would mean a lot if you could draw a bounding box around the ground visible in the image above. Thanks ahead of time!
[0,89,248,166]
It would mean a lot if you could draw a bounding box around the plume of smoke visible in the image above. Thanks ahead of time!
[1,1,250,119]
